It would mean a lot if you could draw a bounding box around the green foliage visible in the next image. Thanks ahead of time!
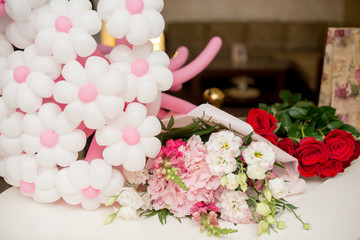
[140,208,181,225]
[261,90,360,141]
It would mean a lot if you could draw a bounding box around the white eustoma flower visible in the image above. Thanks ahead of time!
[206,130,242,157]
[56,159,125,210]
[0,111,24,156]
[21,103,86,168]
[109,43,173,104]
[205,150,237,176]
[97,0,165,45]
[53,56,127,129]
[0,154,61,203]
[246,162,266,180]
[117,206,138,221]
[122,168,149,185]
[95,102,161,172]
[1,45,61,113]
[4,3,48,49]
[34,0,101,63]
[225,173,239,190]
[117,187,144,209]
[242,141,275,171]
[269,177,288,199]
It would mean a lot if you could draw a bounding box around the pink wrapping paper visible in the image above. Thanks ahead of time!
[164,104,306,195]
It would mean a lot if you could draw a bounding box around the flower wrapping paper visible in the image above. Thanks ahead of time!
[319,27,360,130]
[162,103,306,195]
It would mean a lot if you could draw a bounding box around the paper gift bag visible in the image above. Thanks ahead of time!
[318,28,360,130]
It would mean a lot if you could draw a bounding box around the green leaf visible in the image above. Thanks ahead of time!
[288,122,300,138]
[242,131,254,145]
[279,113,292,131]
[295,101,314,108]
[167,116,175,130]
[290,93,302,103]
[258,103,269,111]
[274,161,285,169]
[340,124,360,138]
[327,120,343,130]
[288,107,308,120]
[279,89,292,102]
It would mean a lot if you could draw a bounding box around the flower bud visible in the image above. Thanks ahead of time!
[237,172,247,184]
[303,223,310,230]
[220,176,228,187]
[256,202,271,216]
[263,187,272,202]
[105,195,118,206]
[277,221,285,230]
[265,215,276,225]
[161,169,167,175]
[164,162,172,168]
[225,173,239,190]
[240,182,248,192]
[258,220,269,234]
[103,213,116,225]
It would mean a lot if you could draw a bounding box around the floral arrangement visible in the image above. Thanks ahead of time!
[104,117,308,236]
[245,90,360,178]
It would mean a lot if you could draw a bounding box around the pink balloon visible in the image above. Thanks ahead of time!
[172,36,222,86]
[126,0,144,15]
[116,37,133,49]
[84,137,105,163]
[169,46,189,71]
[161,93,196,115]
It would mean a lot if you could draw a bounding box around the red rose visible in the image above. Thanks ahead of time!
[246,108,277,134]
[323,129,355,162]
[261,132,279,146]
[298,162,318,177]
[343,140,360,168]
[316,159,344,178]
[296,137,328,165]
[278,137,298,157]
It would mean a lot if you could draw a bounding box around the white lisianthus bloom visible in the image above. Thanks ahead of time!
[269,177,288,199]
[109,43,173,104]
[140,192,152,210]
[246,162,266,180]
[117,187,144,209]
[56,159,124,210]
[53,56,127,129]
[1,45,61,113]
[122,168,149,185]
[117,206,138,221]
[21,103,86,168]
[242,141,275,171]
[217,189,252,224]
[225,173,239,190]
[97,0,165,45]
[95,102,161,172]
[205,150,237,176]
[206,130,242,157]
[34,0,102,63]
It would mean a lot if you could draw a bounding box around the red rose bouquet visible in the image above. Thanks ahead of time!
[246,90,360,178]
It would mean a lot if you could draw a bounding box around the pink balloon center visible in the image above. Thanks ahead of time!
[13,66,30,84]
[131,59,149,77]
[122,127,140,145]
[55,16,72,33]
[79,84,98,103]
[0,1,5,17]
[20,181,35,194]
[126,0,144,15]
[82,186,100,199]
[40,130,59,148]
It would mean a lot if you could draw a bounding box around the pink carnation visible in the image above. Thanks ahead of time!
[147,136,220,217]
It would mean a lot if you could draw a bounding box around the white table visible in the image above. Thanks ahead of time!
[1,160,360,240]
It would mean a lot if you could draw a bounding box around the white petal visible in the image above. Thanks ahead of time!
[95,126,122,146]
[17,84,43,113]
[1,112,23,137]
[68,0,92,14]
[19,155,37,182]
[140,137,161,158]
[81,198,101,210]
[35,28,57,56]
[121,74,137,102]
[126,15,150,45]
[123,145,145,171]
[106,10,131,39]
[143,0,164,11]
[96,95,124,120]
[35,168,58,190]
[22,113,43,136]
[108,45,133,64]
[54,144,78,167]
[97,0,123,21]
[103,141,127,166]
[26,72,55,98]
[68,28,97,58]
[53,81,79,104]
[30,55,62,80]
[101,169,124,196]
[142,10,164,38]
[35,12,56,32]
[73,10,102,35]
[63,101,84,125]
[125,102,147,128]
[89,159,112,189]
[38,103,61,130]
[83,103,106,129]
[137,116,161,137]
[68,160,90,189]
[147,50,170,67]
[5,23,33,49]
[59,130,86,152]
[62,193,83,205]
[2,82,19,109]
[34,188,61,203]
[96,69,126,95]
[5,156,21,183]
[136,75,158,103]
[54,113,79,135]
[56,169,80,195]
[37,148,56,168]
[21,134,41,154]
[62,60,87,87]
[52,34,77,64]
[0,137,23,155]
[84,56,109,85]
[149,66,173,91]
[49,0,67,15]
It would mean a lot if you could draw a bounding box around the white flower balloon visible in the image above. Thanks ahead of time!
[53,56,127,129]
[4,0,48,22]
[109,42,173,103]
[0,112,24,156]
[97,0,165,45]
[56,159,124,210]
[1,45,61,112]
[21,103,86,168]
[35,0,102,63]
[96,102,161,171]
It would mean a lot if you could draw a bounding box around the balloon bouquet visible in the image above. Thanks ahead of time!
[0,0,222,210]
